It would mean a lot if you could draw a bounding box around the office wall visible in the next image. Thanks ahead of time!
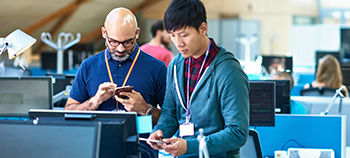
[141,0,317,56]
[290,25,340,67]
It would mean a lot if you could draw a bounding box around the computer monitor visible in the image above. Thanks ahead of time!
[0,77,53,117]
[40,44,94,70]
[28,109,140,158]
[261,55,293,74]
[342,66,350,91]
[340,28,350,58]
[46,74,75,107]
[40,51,79,70]
[249,81,276,127]
[46,73,75,95]
[263,80,291,114]
[0,119,101,158]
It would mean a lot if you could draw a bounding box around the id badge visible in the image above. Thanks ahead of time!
[179,122,194,137]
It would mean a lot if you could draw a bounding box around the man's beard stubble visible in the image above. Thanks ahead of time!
[106,42,135,62]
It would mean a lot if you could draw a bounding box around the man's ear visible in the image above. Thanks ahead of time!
[101,27,106,39]
[156,30,163,36]
[199,22,208,36]
[135,27,140,39]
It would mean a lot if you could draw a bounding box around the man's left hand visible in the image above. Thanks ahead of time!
[115,90,149,115]
[159,137,187,157]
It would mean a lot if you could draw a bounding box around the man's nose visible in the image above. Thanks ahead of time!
[116,43,126,52]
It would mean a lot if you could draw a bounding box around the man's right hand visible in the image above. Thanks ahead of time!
[147,130,164,150]
[93,82,117,104]
[65,82,117,110]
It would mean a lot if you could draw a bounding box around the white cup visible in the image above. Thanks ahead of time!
[275,150,287,158]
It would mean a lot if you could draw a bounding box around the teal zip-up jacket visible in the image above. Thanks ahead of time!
[154,45,250,157]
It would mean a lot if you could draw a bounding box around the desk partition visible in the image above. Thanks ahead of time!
[292,96,350,146]
[254,114,346,158]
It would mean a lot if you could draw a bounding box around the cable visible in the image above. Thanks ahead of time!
[280,139,305,150]
[139,142,152,158]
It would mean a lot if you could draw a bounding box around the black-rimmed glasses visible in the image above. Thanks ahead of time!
[105,30,136,48]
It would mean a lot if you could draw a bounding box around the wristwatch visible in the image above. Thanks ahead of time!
[145,104,153,116]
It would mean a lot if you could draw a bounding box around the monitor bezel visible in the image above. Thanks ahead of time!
[0,76,53,117]
[263,79,291,114]
[28,109,140,158]
[0,119,101,158]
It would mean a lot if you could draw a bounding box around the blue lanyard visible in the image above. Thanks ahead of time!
[185,41,211,122]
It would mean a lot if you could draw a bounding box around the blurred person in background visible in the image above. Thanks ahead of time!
[141,20,173,66]
[303,54,349,97]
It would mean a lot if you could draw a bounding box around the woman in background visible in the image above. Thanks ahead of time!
[304,54,349,97]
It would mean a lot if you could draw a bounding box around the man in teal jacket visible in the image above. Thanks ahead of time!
[147,0,250,157]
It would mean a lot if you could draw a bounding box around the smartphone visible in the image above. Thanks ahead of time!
[114,86,133,99]
[139,137,167,144]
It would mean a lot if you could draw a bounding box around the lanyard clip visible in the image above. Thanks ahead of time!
[185,116,190,124]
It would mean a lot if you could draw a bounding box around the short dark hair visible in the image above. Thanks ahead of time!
[150,20,164,38]
[163,0,207,32]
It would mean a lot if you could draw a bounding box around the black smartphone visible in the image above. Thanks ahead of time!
[114,86,133,99]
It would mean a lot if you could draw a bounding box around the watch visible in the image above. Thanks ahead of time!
[145,104,153,115]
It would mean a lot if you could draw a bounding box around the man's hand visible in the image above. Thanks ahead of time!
[147,130,164,150]
[65,82,117,110]
[95,82,117,102]
[160,137,187,157]
[148,130,187,157]
[114,90,149,115]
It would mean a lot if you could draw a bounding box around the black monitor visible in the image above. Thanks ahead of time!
[46,73,75,107]
[0,119,101,158]
[249,81,276,127]
[341,28,350,58]
[261,55,293,74]
[263,80,291,114]
[40,44,94,70]
[0,77,53,117]
[46,73,75,95]
[28,109,140,158]
[40,51,78,70]
[342,66,350,91]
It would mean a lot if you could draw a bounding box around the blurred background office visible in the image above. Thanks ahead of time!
[1,0,350,90]
[2,1,350,158]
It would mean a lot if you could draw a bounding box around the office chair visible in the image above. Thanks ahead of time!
[293,100,312,114]
[300,87,339,96]
[240,129,263,158]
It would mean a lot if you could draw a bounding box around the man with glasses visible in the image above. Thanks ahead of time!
[65,7,167,158]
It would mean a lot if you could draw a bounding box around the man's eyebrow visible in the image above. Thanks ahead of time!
[107,37,134,42]
[169,30,186,35]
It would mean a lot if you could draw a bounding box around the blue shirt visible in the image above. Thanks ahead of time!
[290,100,307,114]
[69,44,167,110]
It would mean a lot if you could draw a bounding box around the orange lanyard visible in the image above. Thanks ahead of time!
[104,48,140,86]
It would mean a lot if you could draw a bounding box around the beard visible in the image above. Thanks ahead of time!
[106,42,135,62]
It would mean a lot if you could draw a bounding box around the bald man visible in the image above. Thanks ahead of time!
[65,7,167,158]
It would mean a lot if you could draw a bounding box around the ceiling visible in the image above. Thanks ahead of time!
[1,0,350,55]
[0,0,163,54]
